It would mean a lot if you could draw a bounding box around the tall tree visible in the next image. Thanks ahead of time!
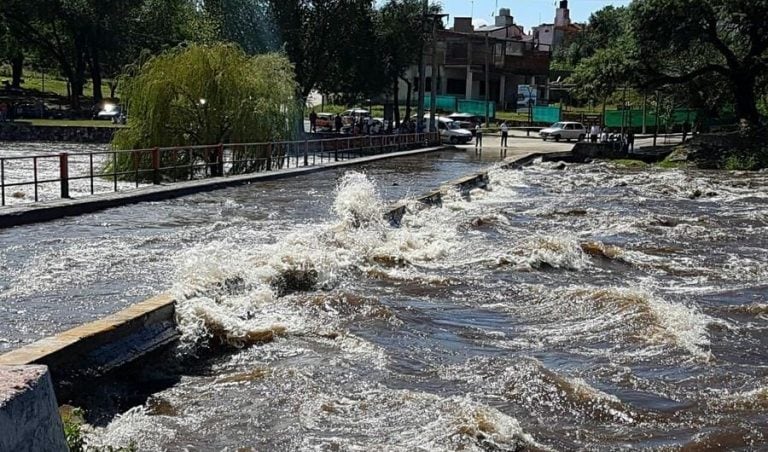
[0,16,25,89]
[204,0,277,55]
[630,0,768,127]
[377,0,440,126]
[268,0,380,101]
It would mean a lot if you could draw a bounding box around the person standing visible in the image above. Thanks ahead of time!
[334,114,343,133]
[475,123,483,151]
[682,121,691,143]
[500,121,509,148]
[309,109,318,133]
[627,130,635,152]
[590,124,601,143]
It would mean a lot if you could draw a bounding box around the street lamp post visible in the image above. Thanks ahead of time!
[417,0,428,132]
[484,31,490,128]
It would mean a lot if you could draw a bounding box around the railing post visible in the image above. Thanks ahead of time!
[33,157,38,202]
[152,147,160,184]
[217,143,224,177]
[266,143,272,171]
[304,140,309,167]
[133,151,140,187]
[1,158,5,206]
[59,152,70,199]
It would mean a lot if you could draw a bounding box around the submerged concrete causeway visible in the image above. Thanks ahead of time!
[0,149,567,449]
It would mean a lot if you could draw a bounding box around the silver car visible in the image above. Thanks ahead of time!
[539,122,587,142]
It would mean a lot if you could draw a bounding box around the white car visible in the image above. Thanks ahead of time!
[539,122,587,142]
[418,115,473,144]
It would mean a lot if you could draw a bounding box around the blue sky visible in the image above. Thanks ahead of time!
[436,0,631,31]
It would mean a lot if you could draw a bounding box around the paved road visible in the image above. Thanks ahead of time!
[454,136,575,154]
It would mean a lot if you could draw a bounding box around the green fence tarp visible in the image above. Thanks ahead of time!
[604,109,701,128]
[457,100,496,118]
[533,106,561,124]
[423,95,458,112]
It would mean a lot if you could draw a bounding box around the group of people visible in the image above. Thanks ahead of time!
[474,121,509,150]
[589,124,636,152]
[308,109,431,136]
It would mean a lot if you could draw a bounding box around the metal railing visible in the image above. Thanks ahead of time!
[0,132,440,206]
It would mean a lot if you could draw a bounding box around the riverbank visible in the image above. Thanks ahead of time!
[0,121,118,143]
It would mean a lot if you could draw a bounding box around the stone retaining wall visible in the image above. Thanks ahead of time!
[0,123,117,143]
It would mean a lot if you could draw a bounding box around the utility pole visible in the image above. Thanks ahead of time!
[428,13,448,133]
[417,0,428,131]
[653,90,660,147]
[429,15,438,133]
[620,85,627,138]
[484,31,490,127]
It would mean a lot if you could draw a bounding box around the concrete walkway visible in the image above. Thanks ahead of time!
[0,145,449,229]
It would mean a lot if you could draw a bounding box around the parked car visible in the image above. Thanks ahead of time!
[315,112,335,130]
[96,103,126,124]
[342,108,370,117]
[539,122,587,142]
[419,115,473,144]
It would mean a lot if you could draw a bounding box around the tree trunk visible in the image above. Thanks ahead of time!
[89,47,103,104]
[70,76,84,110]
[69,35,87,109]
[10,54,24,88]
[393,76,400,128]
[108,81,118,99]
[401,76,412,123]
[732,73,761,128]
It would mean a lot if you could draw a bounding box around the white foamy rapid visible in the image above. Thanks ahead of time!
[170,171,459,349]
[498,234,591,271]
[498,286,716,362]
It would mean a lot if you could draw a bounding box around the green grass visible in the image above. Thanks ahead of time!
[15,119,125,128]
[656,159,686,169]
[0,66,115,99]
[610,159,648,168]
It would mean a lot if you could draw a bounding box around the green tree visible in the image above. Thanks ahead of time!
[377,0,440,126]
[630,0,768,127]
[554,6,629,70]
[268,0,381,101]
[110,43,299,178]
[203,0,277,55]
[0,15,25,88]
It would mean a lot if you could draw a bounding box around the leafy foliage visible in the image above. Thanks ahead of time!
[566,0,768,131]
[112,43,299,150]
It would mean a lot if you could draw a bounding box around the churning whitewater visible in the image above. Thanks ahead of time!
[82,159,768,450]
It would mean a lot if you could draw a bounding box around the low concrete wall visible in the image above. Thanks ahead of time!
[0,123,117,143]
[0,295,176,386]
[0,365,67,452]
[572,142,628,161]
[385,152,545,225]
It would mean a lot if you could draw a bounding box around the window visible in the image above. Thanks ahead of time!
[447,79,465,95]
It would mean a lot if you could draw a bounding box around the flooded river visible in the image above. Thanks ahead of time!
[3,146,768,450]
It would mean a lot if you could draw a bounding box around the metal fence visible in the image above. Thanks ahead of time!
[0,132,440,206]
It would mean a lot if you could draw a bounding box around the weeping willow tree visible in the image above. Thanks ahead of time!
[108,43,301,180]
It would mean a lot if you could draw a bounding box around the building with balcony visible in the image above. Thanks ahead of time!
[397,2,581,113]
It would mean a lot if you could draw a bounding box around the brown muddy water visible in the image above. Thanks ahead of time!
[5,150,768,450]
